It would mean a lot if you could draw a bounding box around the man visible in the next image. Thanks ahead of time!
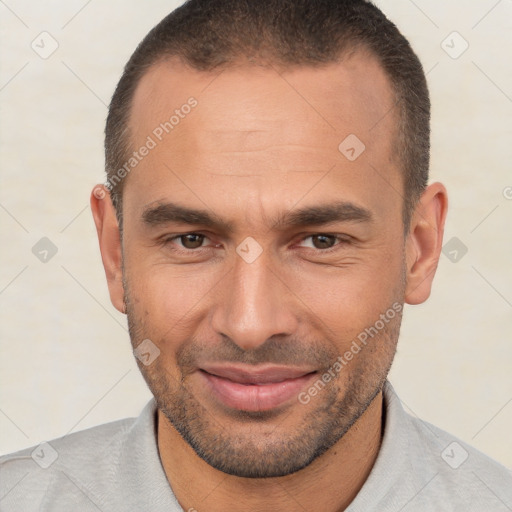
[1,0,510,510]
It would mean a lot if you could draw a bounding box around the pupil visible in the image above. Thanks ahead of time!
[182,234,203,249]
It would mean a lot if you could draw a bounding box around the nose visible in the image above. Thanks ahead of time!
[211,250,298,351]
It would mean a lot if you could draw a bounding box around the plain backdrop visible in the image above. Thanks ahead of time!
[0,0,511,468]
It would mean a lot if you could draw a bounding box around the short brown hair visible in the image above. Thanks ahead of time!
[105,0,430,229]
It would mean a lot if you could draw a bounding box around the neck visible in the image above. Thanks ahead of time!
[158,391,383,512]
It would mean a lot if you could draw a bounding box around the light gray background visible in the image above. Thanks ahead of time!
[0,0,511,468]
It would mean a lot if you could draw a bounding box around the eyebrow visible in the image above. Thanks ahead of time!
[142,202,233,231]
[273,202,372,228]
[141,200,372,231]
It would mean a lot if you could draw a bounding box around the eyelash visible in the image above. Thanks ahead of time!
[160,233,352,253]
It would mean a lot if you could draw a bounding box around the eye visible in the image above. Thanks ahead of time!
[158,232,222,260]
[175,233,208,249]
[298,234,345,250]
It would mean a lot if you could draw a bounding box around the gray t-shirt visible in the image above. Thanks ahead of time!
[1,382,511,511]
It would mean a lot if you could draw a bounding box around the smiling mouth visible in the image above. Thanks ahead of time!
[198,364,317,412]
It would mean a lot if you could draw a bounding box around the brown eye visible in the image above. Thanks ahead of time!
[311,234,337,249]
[179,234,205,249]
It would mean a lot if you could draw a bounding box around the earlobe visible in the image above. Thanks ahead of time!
[404,182,448,305]
[90,185,125,313]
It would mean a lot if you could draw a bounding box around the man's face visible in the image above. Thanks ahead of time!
[120,54,407,477]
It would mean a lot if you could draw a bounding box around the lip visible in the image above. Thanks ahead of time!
[199,364,317,412]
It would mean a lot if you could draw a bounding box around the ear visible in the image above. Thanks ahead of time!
[90,185,125,313]
[404,182,448,305]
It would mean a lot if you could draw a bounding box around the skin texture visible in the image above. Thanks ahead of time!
[91,53,447,511]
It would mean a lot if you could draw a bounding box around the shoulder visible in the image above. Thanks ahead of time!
[0,400,179,511]
[0,415,135,468]
[0,417,135,512]
[382,383,512,510]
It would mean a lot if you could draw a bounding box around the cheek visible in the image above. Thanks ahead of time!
[125,259,221,338]
[285,250,405,343]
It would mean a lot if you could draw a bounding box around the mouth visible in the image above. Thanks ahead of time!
[198,364,317,412]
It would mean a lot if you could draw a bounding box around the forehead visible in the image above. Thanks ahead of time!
[124,54,401,227]
[129,53,397,148]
